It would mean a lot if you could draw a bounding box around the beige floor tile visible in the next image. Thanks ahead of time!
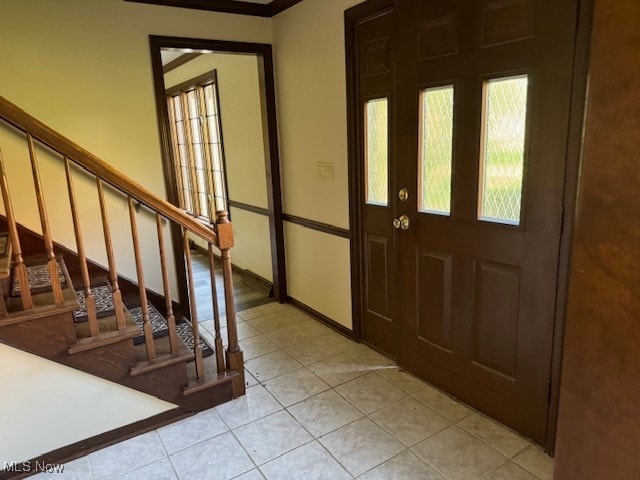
[319,330,359,351]
[483,462,540,480]
[247,313,298,333]
[376,368,428,394]
[216,385,282,429]
[263,367,330,407]
[260,441,351,480]
[340,343,395,367]
[458,413,530,458]
[285,337,342,366]
[238,306,271,321]
[114,458,177,480]
[288,390,364,437]
[170,432,254,480]
[513,445,554,480]
[89,431,166,480]
[308,353,370,387]
[412,385,473,422]
[233,411,312,465]
[157,409,227,454]
[370,396,450,446]
[245,350,302,382]
[412,426,506,480]
[220,322,260,342]
[319,418,404,477]
[335,372,406,414]
[240,335,279,361]
[298,318,334,336]
[359,450,444,480]
[265,323,318,349]
[232,469,266,480]
[244,369,259,388]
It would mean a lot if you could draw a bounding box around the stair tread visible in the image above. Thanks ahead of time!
[0,232,11,279]
[69,325,141,354]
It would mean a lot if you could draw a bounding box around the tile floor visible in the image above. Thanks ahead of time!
[34,302,554,480]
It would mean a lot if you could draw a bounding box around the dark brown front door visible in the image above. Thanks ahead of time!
[353,0,579,443]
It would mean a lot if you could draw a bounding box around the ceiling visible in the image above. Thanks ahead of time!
[125,0,303,17]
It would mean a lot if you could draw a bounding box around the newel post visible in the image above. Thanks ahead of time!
[215,210,245,397]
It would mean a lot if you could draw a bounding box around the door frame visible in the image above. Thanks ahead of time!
[345,0,594,452]
[149,36,287,313]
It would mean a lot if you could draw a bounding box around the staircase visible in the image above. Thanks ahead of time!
[0,96,245,431]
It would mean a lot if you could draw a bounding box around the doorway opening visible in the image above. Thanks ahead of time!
[149,37,286,316]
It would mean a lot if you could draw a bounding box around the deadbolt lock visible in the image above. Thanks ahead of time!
[398,188,409,201]
[393,215,410,231]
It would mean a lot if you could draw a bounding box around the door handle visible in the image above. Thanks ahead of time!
[393,215,410,230]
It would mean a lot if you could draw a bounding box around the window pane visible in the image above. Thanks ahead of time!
[199,193,209,217]
[180,166,190,186]
[196,168,207,193]
[419,86,454,215]
[187,90,198,119]
[204,85,217,116]
[176,120,186,144]
[365,98,389,206]
[183,188,193,212]
[190,118,202,144]
[193,143,204,170]
[172,96,182,121]
[207,116,219,144]
[479,75,528,225]
[210,144,222,171]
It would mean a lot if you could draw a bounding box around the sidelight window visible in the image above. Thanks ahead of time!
[365,98,389,206]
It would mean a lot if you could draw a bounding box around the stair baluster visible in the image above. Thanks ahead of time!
[216,211,245,396]
[0,149,33,310]
[27,134,63,304]
[183,230,205,379]
[96,178,127,331]
[208,243,226,374]
[64,157,100,337]
[128,197,156,361]
[156,212,179,355]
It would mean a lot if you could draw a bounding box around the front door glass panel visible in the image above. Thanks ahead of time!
[418,85,455,215]
[478,75,529,225]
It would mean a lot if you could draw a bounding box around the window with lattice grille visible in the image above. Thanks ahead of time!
[167,70,228,220]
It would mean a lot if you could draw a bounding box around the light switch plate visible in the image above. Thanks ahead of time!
[316,162,335,181]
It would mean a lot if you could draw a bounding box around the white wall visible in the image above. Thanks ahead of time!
[164,53,273,282]
[0,343,174,463]
[272,0,362,329]
[0,0,272,298]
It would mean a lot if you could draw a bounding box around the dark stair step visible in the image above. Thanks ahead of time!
[2,254,78,321]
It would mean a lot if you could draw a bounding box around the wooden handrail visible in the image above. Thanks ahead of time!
[0,95,217,245]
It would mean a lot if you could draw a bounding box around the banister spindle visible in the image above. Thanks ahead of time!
[0,149,32,310]
[128,197,155,361]
[27,134,63,304]
[216,211,245,396]
[208,243,226,374]
[65,158,99,337]
[156,213,179,355]
[96,177,126,330]
[183,230,205,379]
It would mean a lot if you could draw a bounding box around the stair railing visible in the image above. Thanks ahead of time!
[0,95,244,395]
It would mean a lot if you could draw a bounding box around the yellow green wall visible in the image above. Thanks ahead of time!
[0,0,272,297]
[272,0,362,328]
